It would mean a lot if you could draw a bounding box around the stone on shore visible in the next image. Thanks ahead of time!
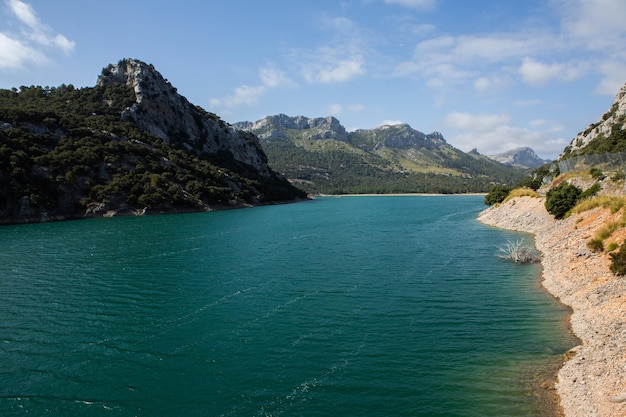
[478,196,626,417]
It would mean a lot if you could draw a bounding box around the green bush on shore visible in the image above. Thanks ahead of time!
[545,182,582,219]
[484,185,511,205]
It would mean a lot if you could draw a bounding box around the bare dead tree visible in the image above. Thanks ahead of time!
[497,239,540,263]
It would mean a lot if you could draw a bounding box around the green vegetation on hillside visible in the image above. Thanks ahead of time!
[263,140,523,194]
[260,135,525,194]
[545,182,583,219]
[0,84,305,222]
[562,103,626,157]
[544,177,602,220]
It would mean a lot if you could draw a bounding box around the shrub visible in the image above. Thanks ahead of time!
[609,243,626,275]
[502,188,540,203]
[589,167,604,180]
[545,182,582,219]
[597,221,621,241]
[579,183,602,200]
[572,196,626,215]
[587,238,604,252]
[607,242,619,252]
[611,170,625,182]
[484,185,511,205]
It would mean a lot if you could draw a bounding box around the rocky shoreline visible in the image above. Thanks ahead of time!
[478,196,626,417]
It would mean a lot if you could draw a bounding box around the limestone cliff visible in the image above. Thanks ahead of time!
[350,124,448,151]
[567,83,626,154]
[235,114,348,142]
[98,59,271,177]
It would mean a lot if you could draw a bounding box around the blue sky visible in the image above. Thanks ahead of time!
[1,0,626,160]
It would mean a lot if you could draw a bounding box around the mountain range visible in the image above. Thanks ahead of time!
[235,116,527,194]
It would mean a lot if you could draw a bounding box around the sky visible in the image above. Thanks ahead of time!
[1,0,626,160]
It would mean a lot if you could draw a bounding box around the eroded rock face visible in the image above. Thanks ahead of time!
[97,59,271,177]
[236,114,349,142]
[488,147,550,169]
[236,115,449,151]
[567,83,626,154]
[361,125,448,150]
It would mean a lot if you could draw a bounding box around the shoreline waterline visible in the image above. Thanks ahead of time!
[478,196,626,417]
[316,192,487,197]
[478,203,572,417]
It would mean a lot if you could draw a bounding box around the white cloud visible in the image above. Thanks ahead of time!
[394,32,549,89]
[209,84,266,110]
[384,0,437,10]
[530,119,549,127]
[443,111,568,158]
[393,1,626,96]
[209,67,295,113]
[327,103,365,117]
[519,57,588,86]
[411,23,436,36]
[558,0,626,50]
[450,125,567,158]
[552,0,626,95]
[328,103,344,116]
[0,0,74,70]
[473,77,491,93]
[0,32,44,69]
[444,111,511,132]
[380,119,405,126]
[294,15,371,85]
[259,67,296,89]
[595,59,626,95]
[474,75,510,93]
[8,0,75,53]
[304,56,365,84]
[530,119,565,132]
[8,0,38,27]
[518,58,562,86]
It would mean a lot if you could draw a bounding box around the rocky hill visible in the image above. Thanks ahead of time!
[235,116,525,194]
[98,60,272,175]
[349,124,447,151]
[563,82,626,157]
[0,58,306,224]
[488,147,550,169]
[236,114,349,142]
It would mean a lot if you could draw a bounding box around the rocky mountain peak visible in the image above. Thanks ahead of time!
[356,123,449,150]
[98,58,271,177]
[567,82,626,154]
[488,147,549,169]
[234,114,348,141]
[97,58,162,104]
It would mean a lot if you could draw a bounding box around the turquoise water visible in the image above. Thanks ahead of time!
[0,196,575,416]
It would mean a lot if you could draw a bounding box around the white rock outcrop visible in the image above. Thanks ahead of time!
[98,59,271,177]
[567,83,626,154]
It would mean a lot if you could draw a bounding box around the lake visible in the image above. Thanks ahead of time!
[0,195,576,416]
